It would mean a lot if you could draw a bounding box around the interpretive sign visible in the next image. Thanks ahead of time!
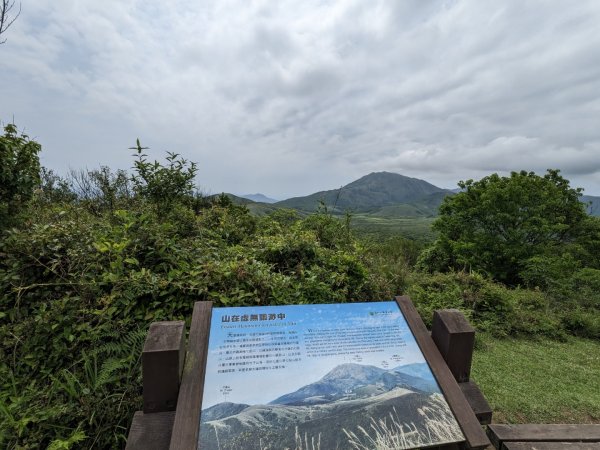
[197,301,464,449]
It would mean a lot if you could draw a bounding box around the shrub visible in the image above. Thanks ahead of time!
[560,307,600,339]
[0,123,41,229]
[520,254,579,292]
[406,271,563,338]
[130,139,198,211]
[430,170,587,285]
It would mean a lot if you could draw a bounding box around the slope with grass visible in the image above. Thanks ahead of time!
[472,334,600,423]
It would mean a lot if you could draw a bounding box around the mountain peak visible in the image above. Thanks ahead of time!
[269,362,438,406]
[321,363,385,382]
[276,171,450,213]
[239,193,278,204]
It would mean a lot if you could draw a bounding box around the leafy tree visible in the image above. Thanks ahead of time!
[570,216,600,270]
[0,123,41,228]
[425,170,587,284]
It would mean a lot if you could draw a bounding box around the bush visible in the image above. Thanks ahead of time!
[429,170,587,285]
[567,268,600,309]
[519,254,579,292]
[0,123,41,229]
[0,177,379,447]
[130,140,198,211]
[560,307,600,339]
[406,271,563,338]
[359,236,422,300]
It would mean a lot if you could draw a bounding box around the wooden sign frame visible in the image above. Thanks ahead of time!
[168,297,489,450]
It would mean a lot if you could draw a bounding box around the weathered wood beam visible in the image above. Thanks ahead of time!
[431,309,475,383]
[503,443,600,450]
[142,321,186,413]
[488,424,600,450]
[125,411,175,450]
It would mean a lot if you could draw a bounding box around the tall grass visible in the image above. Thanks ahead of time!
[343,394,463,450]
[293,426,321,450]
[259,426,321,450]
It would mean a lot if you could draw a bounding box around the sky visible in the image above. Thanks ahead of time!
[2,0,600,199]
[201,301,429,408]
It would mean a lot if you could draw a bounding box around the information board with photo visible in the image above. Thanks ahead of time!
[198,301,464,449]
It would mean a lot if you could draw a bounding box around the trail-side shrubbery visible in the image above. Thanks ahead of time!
[415,170,600,340]
[0,138,381,447]
[0,202,378,447]
[0,124,41,229]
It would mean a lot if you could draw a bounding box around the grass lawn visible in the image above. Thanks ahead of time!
[351,215,436,241]
[471,334,600,424]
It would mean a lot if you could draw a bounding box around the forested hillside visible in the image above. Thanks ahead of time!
[275,172,452,214]
[1,125,599,448]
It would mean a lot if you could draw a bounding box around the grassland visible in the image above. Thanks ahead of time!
[350,215,436,241]
[472,334,600,424]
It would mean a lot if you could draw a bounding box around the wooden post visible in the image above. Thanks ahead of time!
[142,321,186,413]
[125,411,176,450]
[459,380,493,425]
[431,309,475,383]
[430,309,492,425]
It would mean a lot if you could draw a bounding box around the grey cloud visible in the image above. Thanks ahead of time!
[2,0,600,198]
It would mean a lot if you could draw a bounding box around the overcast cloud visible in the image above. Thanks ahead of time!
[2,0,600,198]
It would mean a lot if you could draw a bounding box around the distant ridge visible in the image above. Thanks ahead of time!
[240,193,278,204]
[275,171,452,215]
[582,195,600,217]
[269,362,437,406]
[221,174,600,219]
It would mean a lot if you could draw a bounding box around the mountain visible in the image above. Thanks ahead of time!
[275,172,452,215]
[393,362,436,382]
[201,402,250,422]
[270,363,437,406]
[220,193,254,205]
[221,175,600,221]
[218,193,281,216]
[582,195,600,217]
[200,388,441,449]
[199,363,461,450]
[269,363,386,405]
[240,193,279,203]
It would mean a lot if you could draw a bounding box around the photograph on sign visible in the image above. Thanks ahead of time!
[199,301,464,449]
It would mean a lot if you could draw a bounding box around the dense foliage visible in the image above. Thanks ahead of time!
[417,170,600,339]
[1,127,599,448]
[0,124,41,229]
[421,170,589,285]
[0,133,390,448]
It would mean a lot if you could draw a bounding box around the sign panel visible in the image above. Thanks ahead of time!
[198,301,464,449]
